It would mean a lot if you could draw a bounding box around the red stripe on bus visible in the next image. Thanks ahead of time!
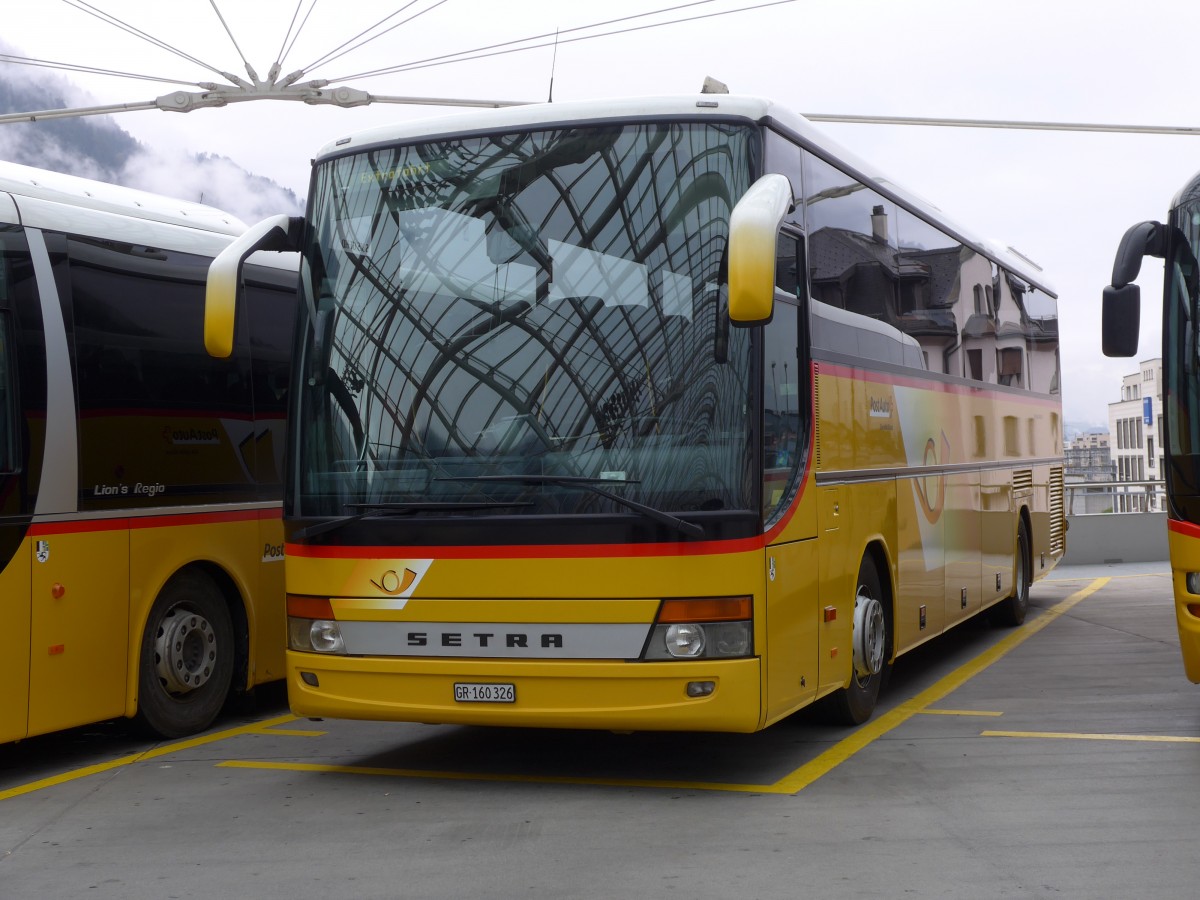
[30,506,278,536]
[1168,518,1200,539]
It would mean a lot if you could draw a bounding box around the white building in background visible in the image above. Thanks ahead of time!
[1107,357,1163,512]
[1063,430,1114,515]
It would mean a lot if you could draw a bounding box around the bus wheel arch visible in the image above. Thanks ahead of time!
[991,511,1032,627]
[828,543,894,726]
[134,564,245,738]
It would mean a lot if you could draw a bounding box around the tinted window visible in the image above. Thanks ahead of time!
[67,237,256,509]
[763,294,802,526]
[1,226,43,513]
[893,208,973,377]
[1008,270,1060,395]
[0,315,16,475]
[764,130,803,231]
[0,228,26,478]
[244,266,297,491]
[803,153,925,369]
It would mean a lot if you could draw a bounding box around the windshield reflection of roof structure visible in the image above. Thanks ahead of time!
[306,120,755,513]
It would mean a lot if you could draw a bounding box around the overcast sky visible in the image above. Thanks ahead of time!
[6,0,1200,430]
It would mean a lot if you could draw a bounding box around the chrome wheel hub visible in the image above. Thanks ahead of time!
[154,607,218,694]
[852,589,886,679]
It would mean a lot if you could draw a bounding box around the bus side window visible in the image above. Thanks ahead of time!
[763,230,804,525]
[0,231,20,477]
[67,236,255,509]
[244,273,298,491]
[803,151,898,324]
[0,315,14,474]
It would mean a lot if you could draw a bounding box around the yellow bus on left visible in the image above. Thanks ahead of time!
[0,161,297,742]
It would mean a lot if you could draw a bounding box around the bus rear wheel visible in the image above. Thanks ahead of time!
[136,570,235,738]
[828,555,890,726]
[991,518,1031,627]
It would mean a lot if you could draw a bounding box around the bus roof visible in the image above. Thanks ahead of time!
[0,160,300,271]
[0,160,247,236]
[315,94,1055,298]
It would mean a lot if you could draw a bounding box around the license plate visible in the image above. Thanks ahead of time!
[454,682,515,703]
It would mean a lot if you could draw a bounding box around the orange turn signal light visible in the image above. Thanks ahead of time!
[657,596,752,623]
[287,595,336,619]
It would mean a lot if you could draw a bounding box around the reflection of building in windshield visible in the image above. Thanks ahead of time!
[303,122,758,511]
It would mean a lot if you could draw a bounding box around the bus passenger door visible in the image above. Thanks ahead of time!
[0,246,31,743]
[765,539,819,721]
[0,533,30,743]
[27,531,130,736]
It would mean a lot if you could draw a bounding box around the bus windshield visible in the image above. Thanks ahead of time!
[1165,191,1200,519]
[296,121,760,529]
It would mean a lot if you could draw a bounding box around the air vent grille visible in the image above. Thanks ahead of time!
[1049,466,1065,555]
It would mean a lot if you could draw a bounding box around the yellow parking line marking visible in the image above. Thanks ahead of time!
[984,730,1200,744]
[221,579,1112,795]
[917,709,1004,717]
[0,714,297,802]
[768,576,1108,794]
[1047,571,1169,582]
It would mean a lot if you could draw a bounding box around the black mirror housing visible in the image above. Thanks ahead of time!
[1102,283,1141,357]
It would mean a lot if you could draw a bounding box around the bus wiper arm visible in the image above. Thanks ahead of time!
[435,475,705,538]
[295,500,535,541]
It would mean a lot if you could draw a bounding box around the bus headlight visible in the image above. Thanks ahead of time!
[287,595,347,654]
[642,596,753,661]
[310,620,346,653]
[665,623,705,657]
[288,617,346,654]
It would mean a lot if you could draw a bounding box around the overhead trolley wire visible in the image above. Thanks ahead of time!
[275,0,320,74]
[300,0,451,76]
[208,0,254,73]
[328,0,797,83]
[10,0,1200,135]
[0,52,196,88]
[60,0,227,80]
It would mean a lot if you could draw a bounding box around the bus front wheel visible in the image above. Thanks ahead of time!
[136,570,235,738]
[828,555,890,726]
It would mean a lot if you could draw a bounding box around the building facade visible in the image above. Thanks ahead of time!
[1064,431,1114,514]
[1107,357,1164,512]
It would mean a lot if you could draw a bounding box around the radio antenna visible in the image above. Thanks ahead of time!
[547,28,559,102]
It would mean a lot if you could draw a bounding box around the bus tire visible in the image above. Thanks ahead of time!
[828,555,889,726]
[991,518,1031,627]
[135,570,235,739]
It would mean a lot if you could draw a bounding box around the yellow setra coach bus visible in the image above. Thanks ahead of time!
[1103,169,1200,684]
[207,93,1065,731]
[0,161,295,742]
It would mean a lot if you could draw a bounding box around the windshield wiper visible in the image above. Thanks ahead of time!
[435,475,705,538]
[294,500,534,541]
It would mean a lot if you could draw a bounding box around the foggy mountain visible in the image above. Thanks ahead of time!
[0,52,303,224]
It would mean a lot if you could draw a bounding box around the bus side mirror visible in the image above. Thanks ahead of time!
[728,174,794,326]
[1101,283,1140,357]
[206,214,302,358]
[1101,220,1163,359]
